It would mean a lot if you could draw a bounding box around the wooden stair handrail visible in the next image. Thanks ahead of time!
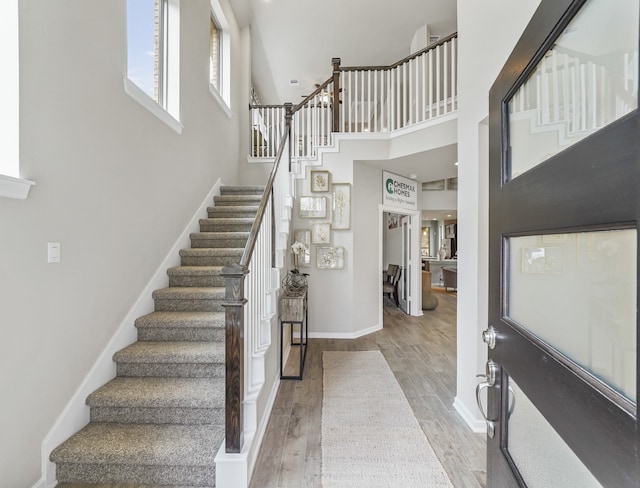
[221,103,292,453]
[339,32,457,72]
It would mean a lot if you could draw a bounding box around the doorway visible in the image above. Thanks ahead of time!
[380,207,421,318]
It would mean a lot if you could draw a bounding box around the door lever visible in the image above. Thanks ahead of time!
[476,359,500,438]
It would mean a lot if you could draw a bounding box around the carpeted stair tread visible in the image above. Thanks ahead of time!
[135,311,225,329]
[212,194,262,206]
[198,218,255,232]
[189,232,249,249]
[207,205,258,215]
[134,312,225,342]
[220,185,264,195]
[199,217,255,225]
[190,231,250,239]
[180,248,243,257]
[167,266,223,277]
[179,248,243,267]
[114,341,224,364]
[87,377,224,409]
[152,287,225,301]
[50,422,222,467]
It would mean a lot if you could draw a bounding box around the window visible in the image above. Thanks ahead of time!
[0,0,35,199]
[210,14,220,91]
[125,0,181,131]
[126,0,157,101]
[209,0,231,111]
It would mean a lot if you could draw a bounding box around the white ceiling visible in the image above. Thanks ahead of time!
[230,0,458,215]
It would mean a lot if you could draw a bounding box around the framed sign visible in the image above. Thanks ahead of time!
[382,171,417,210]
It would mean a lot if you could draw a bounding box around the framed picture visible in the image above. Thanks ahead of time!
[447,177,458,190]
[332,183,351,230]
[310,170,331,192]
[299,196,327,218]
[317,246,345,269]
[387,213,398,229]
[311,222,331,244]
[293,229,311,268]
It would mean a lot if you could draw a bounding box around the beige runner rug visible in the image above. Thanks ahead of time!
[321,350,453,487]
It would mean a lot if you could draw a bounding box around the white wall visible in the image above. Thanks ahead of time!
[455,0,542,429]
[0,0,246,485]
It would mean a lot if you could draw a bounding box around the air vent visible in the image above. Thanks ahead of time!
[429,35,440,44]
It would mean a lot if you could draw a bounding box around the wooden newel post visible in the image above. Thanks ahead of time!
[331,57,341,133]
[284,103,293,170]
[220,263,249,453]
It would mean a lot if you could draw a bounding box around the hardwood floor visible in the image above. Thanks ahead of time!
[250,289,486,488]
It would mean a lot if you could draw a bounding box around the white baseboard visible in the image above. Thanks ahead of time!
[37,179,223,488]
[453,396,487,434]
[30,478,45,488]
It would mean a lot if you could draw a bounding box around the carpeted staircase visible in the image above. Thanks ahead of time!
[50,186,265,487]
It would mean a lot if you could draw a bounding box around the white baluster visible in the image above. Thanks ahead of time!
[451,37,457,111]
[367,69,372,132]
[590,61,597,131]
[552,50,559,123]
[436,44,441,117]
[443,41,449,115]
[428,49,433,119]
[562,53,570,127]
[580,63,586,131]
[373,70,379,132]
[571,62,577,134]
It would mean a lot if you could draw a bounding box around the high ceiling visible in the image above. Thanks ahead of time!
[230,0,459,212]
[229,0,457,104]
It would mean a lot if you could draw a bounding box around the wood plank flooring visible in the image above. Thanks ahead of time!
[250,289,486,488]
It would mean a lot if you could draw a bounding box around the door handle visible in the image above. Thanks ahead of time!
[482,326,497,349]
[476,359,500,438]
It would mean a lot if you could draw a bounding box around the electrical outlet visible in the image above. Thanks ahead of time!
[48,242,60,263]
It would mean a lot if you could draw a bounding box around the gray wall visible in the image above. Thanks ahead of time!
[0,0,246,484]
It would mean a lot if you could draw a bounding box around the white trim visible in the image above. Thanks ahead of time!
[453,396,487,434]
[0,174,36,200]
[29,478,46,488]
[123,77,184,134]
[210,82,233,119]
[38,180,223,487]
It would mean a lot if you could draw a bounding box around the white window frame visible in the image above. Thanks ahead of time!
[209,0,231,116]
[0,0,35,199]
[124,0,182,134]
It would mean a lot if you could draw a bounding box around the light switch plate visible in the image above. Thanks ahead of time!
[48,242,60,263]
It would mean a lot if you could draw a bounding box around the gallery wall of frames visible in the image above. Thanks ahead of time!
[293,169,351,270]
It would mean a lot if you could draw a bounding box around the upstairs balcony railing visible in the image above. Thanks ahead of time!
[250,33,459,160]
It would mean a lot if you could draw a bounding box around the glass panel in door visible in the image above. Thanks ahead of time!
[507,230,637,402]
[507,0,639,180]
[506,378,603,487]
